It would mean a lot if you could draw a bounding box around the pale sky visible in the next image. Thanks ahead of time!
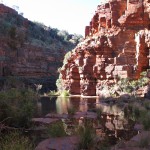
[2,0,106,35]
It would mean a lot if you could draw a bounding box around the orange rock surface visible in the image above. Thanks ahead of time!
[60,0,150,96]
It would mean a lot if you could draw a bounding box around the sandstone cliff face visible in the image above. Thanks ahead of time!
[0,4,79,91]
[59,0,150,96]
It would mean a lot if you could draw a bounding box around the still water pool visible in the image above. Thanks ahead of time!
[36,96,137,143]
[38,96,123,116]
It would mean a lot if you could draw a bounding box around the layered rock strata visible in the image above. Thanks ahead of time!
[0,4,76,91]
[60,0,150,96]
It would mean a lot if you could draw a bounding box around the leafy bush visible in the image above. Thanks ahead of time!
[3,76,25,90]
[63,51,72,65]
[137,71,149,87]
[56,77,63,92]
[95,108,102,120]
[99,71,149,98]
[60,90,70,97]
[124,104,142,121]
[142,115,150,130]
[47,90,59,96]
[133,106,140,120]
[138,135,150,148]
[0,88,37,127]
[0,131,34,150]
[96,138,111,150]
[67,107,76,115]
[78,126,94,149]
[124,101,150,130]
[143,101,150,110]
[47,122,66,137]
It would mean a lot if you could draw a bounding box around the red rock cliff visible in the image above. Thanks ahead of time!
[59,0,150,96]
[0,4,77,91]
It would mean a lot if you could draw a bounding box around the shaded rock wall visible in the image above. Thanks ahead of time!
[0,39,63,91]
[60,0,150,96]
[0,4,76,92]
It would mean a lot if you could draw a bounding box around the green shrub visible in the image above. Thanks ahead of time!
[142,117,150,130]
[143,101,150,110]
[3,76,25,90]
[0,88,37,127]
[99,71,149,98]
[9,26,16,39]
[96,138,111,150]
[135,108,150,130]
[77,120,95,149]
[60,90,70,97]
[78,126,94,149]
[63,51,72,65]
[137,71,149,87]
[96,108,102,119]
[138,136,150,148]
[133,107,140,120]
[47,122,66,137]
[56,76,63,91]
[47,90,58,96]
[67,107,76,115]
[0,131,34,150]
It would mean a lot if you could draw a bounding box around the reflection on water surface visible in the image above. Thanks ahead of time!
[36,96,138,146]
[38,96,123,116]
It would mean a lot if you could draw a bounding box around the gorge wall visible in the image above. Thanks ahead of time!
[0,4,79,91]
[59,0,150,96]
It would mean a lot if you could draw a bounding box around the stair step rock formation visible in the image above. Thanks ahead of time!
[59,0,150,96]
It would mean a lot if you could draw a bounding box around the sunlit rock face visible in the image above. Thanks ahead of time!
[60,0,150,96]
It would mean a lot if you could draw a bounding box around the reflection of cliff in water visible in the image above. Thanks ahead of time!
[56,97,136,141]
[56,97,97,114]
[37,96,137,142]
[39,96,125,116]
[56,97,124,116]
[37,96,57,116]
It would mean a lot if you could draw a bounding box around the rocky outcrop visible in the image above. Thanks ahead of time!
[0,4,79,91]
[59,0,150,96]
